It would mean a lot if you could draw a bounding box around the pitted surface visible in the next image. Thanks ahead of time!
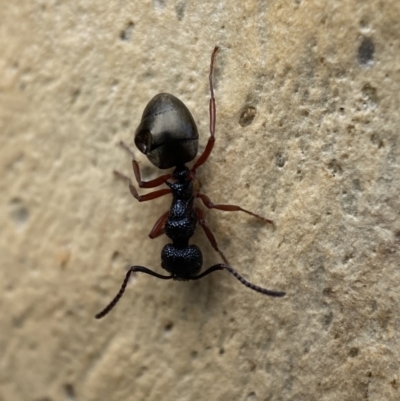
[1,1,399,401]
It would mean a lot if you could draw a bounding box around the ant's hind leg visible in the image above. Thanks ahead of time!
[118,141,172,188]
[196,207,229,265]
[196,193,273,225]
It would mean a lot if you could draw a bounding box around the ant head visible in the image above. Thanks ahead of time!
[134,93,199,169]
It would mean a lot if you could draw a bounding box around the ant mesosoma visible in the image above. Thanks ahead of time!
[95,47,285,319]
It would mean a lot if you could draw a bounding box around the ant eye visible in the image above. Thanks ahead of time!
[134,128,151,154]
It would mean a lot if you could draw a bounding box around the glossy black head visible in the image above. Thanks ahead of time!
[134,93,199,169]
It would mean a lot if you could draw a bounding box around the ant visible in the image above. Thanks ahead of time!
[95,47,285,319]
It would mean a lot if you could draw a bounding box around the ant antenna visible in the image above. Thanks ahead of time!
[191,264,286,297]
[95,264,285,319]
[95,266,172,319]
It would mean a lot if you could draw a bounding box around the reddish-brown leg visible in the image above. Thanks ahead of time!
[191,47,219,173]
[196,193,273,225]
[148,211,169,239]
[196,207,229,265]
[114,171,171,202]
[119,141,172,188]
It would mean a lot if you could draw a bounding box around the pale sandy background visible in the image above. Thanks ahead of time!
[1,1,399,400]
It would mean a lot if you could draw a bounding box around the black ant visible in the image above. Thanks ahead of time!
[95,47,285,319]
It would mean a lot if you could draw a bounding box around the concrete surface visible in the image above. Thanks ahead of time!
[1,1,399,400]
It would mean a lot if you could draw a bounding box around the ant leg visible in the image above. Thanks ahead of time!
[197,193,273,224]
[114,170,171,202]
[148,211,169,239]
[196,207,229,265]
[191,46,219,172]
[132,160,172,188]
[119,141,172,188]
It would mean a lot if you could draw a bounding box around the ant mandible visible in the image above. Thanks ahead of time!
[95,47,285,319]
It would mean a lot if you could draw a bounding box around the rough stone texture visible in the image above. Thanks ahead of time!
[1,1,399,400]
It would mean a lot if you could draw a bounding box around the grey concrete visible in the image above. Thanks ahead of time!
[1,1,399,400]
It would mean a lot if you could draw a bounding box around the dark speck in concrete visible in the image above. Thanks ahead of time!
[120,22,134,41]
[239,106,257,127]
[358,37,374,65]
[276,152,286,168]
[175,1,186,20]
[8,198,29,230]
[153,0,167,9]
[348,347,360,358]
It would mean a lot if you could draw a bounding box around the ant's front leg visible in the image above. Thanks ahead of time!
[196,193,273,225]
[119,141,172,188]
[191,46,219,173]
[114,171,171,202]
